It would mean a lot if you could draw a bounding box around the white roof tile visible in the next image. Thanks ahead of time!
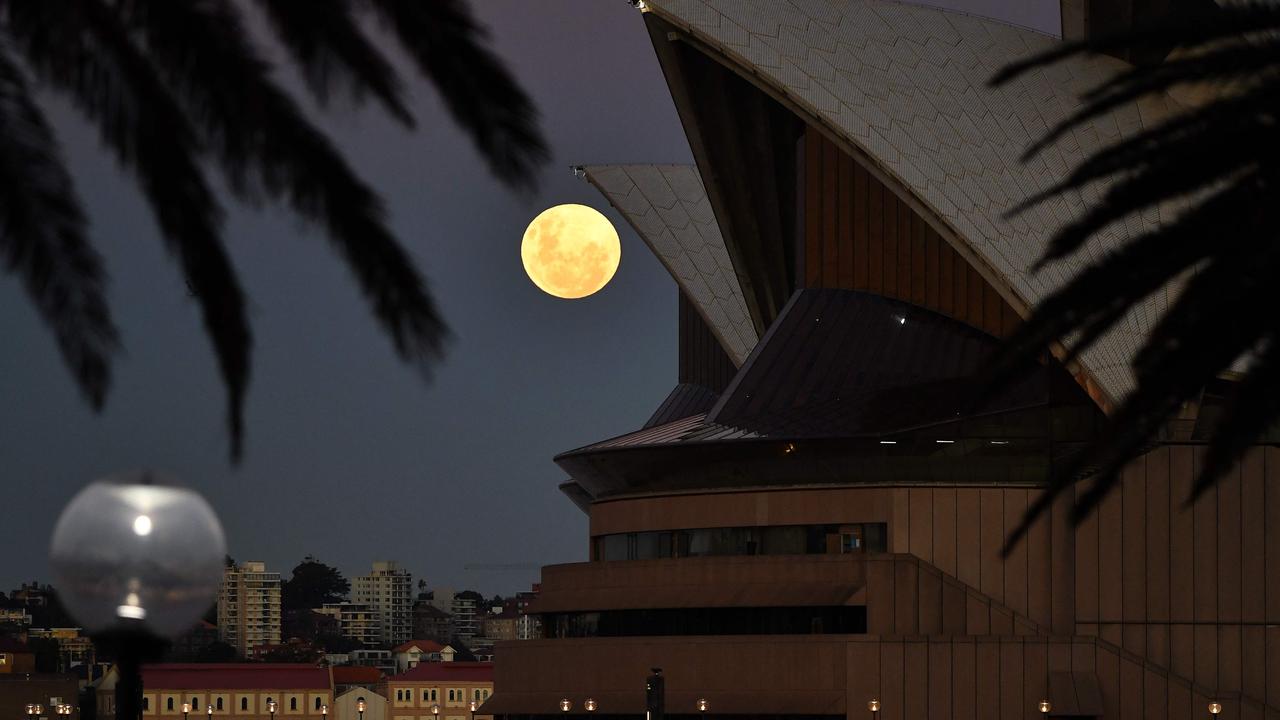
[646,0,1179,405]
[582,164,759,366]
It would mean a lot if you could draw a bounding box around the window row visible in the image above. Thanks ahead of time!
[391,689,490,706]
[592,523,888,561]
[145,696,327,715]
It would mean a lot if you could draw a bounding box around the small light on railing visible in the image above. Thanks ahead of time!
[1038,700,1052,714]
[559,699,572,713]
[584,699,597,713]
[696,699,709,713]
[1209,702,1223,715]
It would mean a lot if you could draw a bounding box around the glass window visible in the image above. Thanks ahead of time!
[143,699,150,712]
[217,699,224,712]
[315,699,322,711]
[241,700,248,712]
[597,534,628,561]
[290,699,297,712]
[168,699,174,712]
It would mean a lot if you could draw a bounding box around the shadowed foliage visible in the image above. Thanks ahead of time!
[989,3,1280,553]
[0,0,548,460]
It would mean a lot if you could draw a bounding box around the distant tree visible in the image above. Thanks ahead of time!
[224,554,237,568]
[316,633,362,654]
[0,0,548,460]
[282,557,350,611]
[259,639,322,664]
[193,641,238,663]
[448,639,477,662]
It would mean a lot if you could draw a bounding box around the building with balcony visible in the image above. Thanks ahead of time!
[319,604,382,648]
[354,563,413,648]
[392,641,454,674]
[484,1,1280,719]
[219,561,282,657]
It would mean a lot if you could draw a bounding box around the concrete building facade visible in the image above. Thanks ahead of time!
[353,563,413,648]
[319,604,381,648]
[385,664,492,720]
[218,562,281,657]
[138,664,331,720]
[485,1,1280,719]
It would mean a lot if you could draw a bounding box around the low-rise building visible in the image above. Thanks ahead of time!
[138,664,332,720]
[0,673,79,720]
[25,629,93,672]
[390,642,453,674]
[348,650,393,676]
[332,688,385,720]
[316,604,380,648]
[478,613,516,645]
[409,606,449,646]
[384,664,492,720]
[0,638,35,674]
[331,667,381,696]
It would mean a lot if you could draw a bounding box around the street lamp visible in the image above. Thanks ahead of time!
[1039,700,1052,714]
[27,704,44,720]
[469,700,478,720]
[267,699,278,720]
[208,705,213,720]
[322,705,328,720]
[57,705,73,718]
[1209,702,1223,716]
[431,704,440,720]
[184,702,192,720]
[49,471,226,720]
[867,699,880,720]
[559,699,572,713]
[696,699,709,713]
[583,700,597,714]
[356,699,366,720]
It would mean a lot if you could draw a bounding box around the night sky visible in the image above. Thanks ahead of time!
[0,1,1059,596]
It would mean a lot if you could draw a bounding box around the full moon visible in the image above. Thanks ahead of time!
[521,204,621,299]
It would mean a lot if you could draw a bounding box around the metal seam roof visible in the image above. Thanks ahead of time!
[582,164,759,366]
[644,0,1183,407]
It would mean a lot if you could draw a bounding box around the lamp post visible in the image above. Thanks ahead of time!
[356,699,366,720]
[267,699,278,720]
[183,702,192,720]
[431,704,440,720]
[1038,700,1052,715]
[322,705,328,720]
[208,705,213,720]
[469,700,478,720]
[867,699,880,720]
[58,705,73,718]
[1209,701,1223,717]
[696,699,709,714]
[49,472,226,720]
[583,700,597,714]
[559,699,571,714]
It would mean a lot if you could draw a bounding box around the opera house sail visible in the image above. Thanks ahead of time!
[484,2,1280,718]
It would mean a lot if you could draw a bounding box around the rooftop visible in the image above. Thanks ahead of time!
[141,664,331,690]
[389,662,493,684]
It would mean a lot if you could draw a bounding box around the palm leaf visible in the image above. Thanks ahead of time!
[0,41,117,408]
[6,0,252,457]
[991,2,1280,554]
[119,0,448,379]
[364,0,549,190]
[254,0,415,126]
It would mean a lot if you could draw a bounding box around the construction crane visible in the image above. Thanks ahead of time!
[463,563,542,572]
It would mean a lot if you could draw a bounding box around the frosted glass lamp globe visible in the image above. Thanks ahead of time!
[49,470,226,639]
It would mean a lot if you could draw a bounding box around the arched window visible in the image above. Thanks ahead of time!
[167,699,175,712]
[290,699,297,712]
[216,699,224,712]
[422,691,429,703]
[473,691,479,701]
[315,698,322,711]
[447,691,454,702]
[240,699,248,712]
[143,699,150,712]
[192,700,201,712]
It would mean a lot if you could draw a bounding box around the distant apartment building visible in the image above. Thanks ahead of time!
[0,609,31,627]
[25,628,93,671]
[218,561,282,656]
[411,603,451,644]
[511,586,540,641]
[447,594,479,645]
[479,612,517,644]
[317,603,380,647]
[352,562,412,647]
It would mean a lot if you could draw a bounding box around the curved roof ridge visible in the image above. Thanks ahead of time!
[645,0,1184,407]
[580,163,758,365]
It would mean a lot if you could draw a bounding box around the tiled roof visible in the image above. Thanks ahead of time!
[582,164,758,366]
[141,664,331,690]
[389,662,493,684]
[644,0,1181,407]
[391,640,445,654]
[331,666,381,685]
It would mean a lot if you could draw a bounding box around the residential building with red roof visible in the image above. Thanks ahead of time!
[389,642,453,674]
[384,663,491,720]
[137,664,332,720]
[330,666,381,694]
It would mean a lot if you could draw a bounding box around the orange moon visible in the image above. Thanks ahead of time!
[521,204,621,299]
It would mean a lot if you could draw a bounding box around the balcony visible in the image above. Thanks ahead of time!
[532,554,866,614]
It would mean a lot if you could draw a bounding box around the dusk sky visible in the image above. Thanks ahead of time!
[0,0,1059,596]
